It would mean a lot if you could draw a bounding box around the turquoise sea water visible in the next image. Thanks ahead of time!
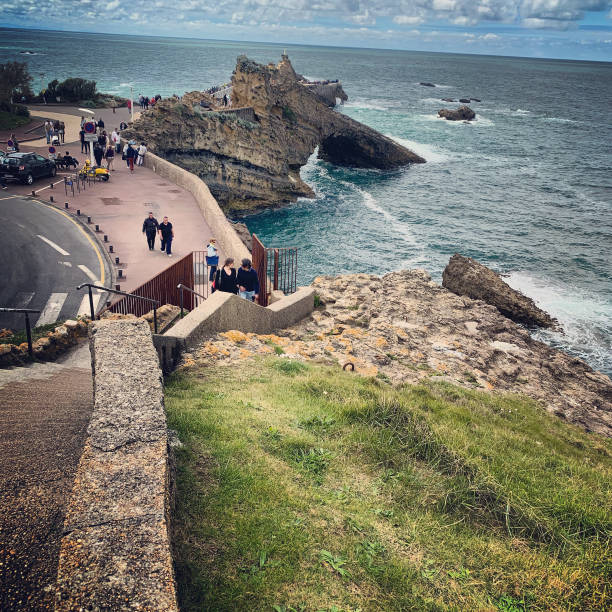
[1,28,611,376]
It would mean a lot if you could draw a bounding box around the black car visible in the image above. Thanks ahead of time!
[0,152,56,185]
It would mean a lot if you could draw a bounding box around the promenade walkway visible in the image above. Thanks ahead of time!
[0,343,92,610]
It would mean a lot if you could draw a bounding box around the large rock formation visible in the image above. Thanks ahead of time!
[442,254,559,329]
[438,106,476,121]
[185,270,611,436]
[125,54,424,213]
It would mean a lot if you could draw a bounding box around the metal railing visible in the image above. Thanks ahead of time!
[252,234,298,306]
[0,307,41,357]
[177,284,207,318]
[77,283,160,333]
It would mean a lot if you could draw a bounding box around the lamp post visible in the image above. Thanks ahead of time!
[130,85,134,123]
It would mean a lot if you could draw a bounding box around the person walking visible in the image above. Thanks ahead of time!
[93,142,104,167]
[10,134,19,152]
[214,258,238,294]
[142,212,159,251]
[137,142,147,166]
[236,258,260,302]
[125,142,136,172]
[44,120,51,144]
[206,238,219,287]
[80,116,86,128]
[58,121,65,144]
[97,117,105,132]
[111,128,121,153]
[80,128,87,154]
[98,130,107,148]
[158,216,174,256]
[105,144,115,171]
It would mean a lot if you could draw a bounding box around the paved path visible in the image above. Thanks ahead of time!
[0,342,93,610]
[0,196,109,330]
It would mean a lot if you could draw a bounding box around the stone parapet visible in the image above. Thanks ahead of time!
[158,288,314,365]
[55,319,178,611]
[143,151,250,262]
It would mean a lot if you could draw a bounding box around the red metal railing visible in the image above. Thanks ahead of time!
[107,252,196,316]
[252,234,298,306]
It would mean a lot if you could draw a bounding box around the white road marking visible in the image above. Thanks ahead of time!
[13,292,35,308]
[77,292,103,317]
[37,234,70,256]
[78,265,99,283]
[35,293,68,326]
[34,178,66,194]
[16,222,26,229]
[59,261,72,267]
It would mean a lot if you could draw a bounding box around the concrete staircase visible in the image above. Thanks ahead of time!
[0,343,93,610]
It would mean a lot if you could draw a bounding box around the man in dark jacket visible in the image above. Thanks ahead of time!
[236,258,259,302]
[142,212,159,251]
[158,216,174,256]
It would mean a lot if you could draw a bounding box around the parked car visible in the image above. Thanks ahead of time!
[0,152,56,185]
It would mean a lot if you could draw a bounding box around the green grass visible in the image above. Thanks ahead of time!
[0,320,66,346]
[165,358,611,612]
[0,110,30,131]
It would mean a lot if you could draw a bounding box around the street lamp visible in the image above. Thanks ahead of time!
[130,85,134,123]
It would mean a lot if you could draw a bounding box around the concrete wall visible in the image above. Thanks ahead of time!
[159,288,314,366]
[143,152,250,262]
[55,319,178,611]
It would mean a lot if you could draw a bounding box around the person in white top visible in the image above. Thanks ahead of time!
[111,129,120,153]
[137,142,147,166]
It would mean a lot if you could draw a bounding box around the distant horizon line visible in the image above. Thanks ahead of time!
[2,24,611,65]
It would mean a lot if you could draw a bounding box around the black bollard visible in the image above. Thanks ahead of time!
[76,209,81,215]
[95,224,100,232]
[50,195,54,202]
[109,245,114,253]
[104,235,108,242]
[118,269,123,278]
[31,190,35,196]
[50,183,53,189]
[115,284,121,291]
[64,202,69,209]
[87,216,91,224]
[115,257,119,265]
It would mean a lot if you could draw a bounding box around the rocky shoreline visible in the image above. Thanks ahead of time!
[183,269,611,437]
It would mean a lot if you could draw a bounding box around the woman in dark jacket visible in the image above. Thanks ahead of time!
[214,257,238,294]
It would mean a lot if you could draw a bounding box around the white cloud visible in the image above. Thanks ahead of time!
[481,32,500,39]
[393,15,423,25]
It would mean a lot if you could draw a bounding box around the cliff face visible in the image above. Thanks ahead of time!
[125,55,424,214]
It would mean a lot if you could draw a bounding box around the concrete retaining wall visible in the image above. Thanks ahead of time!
[55,319,178,611]
[157,288,314,370]
[143,152,250,262]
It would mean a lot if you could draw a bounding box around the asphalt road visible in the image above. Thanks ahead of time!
[0,196,108,331]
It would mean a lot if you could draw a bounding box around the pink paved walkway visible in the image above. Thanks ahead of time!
[3,106,224,293]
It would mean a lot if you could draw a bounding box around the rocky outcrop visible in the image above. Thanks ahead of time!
[420,82,436,87]
[438,106,476,121]
[441,98,455,102]
[125,54,424,213]
[442,254,559,330]
[232,221,252,252]
[185,270,611,436]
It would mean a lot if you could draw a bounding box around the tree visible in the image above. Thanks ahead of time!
[55,78,97,102]
[0,62,33,104]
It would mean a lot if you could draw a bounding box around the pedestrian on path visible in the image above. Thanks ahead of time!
[159,216,174,256]
[111,128,120,153]
[237,258,259,302]
[93,142,104,167]
[142,212,159,250]
[125,142,136,172]
[44,120,51,144]
[137,142,147,166]
[214,258,238,294]
[80,128,89,154]
[206,238,219,285]
[105,145,115,171]
[80,116,86,128]
[58,121,65,144]
[10,134,19,152]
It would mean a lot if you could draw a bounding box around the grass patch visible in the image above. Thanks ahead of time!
[166,358,611,611]
[0,110,30,131]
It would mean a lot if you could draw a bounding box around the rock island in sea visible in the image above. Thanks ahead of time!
[125,54,424,214]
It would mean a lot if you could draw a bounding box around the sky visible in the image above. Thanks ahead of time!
[1,1,612,61]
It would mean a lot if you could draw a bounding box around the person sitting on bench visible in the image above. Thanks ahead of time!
[63,151,78,168]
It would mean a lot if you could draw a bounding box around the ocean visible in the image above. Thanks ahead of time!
[1,28,611,376]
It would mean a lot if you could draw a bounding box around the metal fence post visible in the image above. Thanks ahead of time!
[88,285,95,320]
[24,312,33,358]
[179,285,184,318]
[273,249,279,291]
[153,306,158,334]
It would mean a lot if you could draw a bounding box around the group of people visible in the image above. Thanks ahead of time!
[123,141,147,172]
[142,212,174,256]
[44,119,65,145]
[206,239,260,302]
[138,94,161,109]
